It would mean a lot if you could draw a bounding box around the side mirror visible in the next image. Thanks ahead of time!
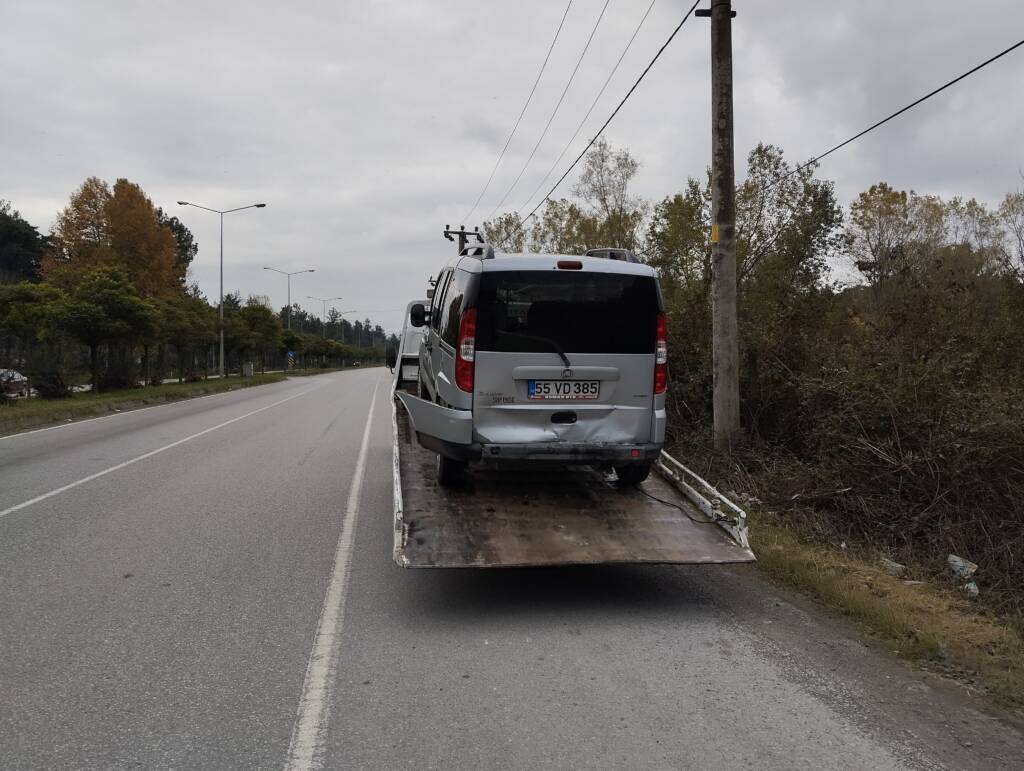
[409,303,428,327]
[385,348,397,371]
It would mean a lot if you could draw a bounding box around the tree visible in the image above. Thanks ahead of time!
[0,201,47,283]
[482,212,527,252]
[44,176,182,297]
[155,207,199,282]
[53,266,157,391]
[240,298,282,371]
[105,179,181,297]
[645,178,711,288]
[485,139,646,254]
[848,182,912,284]
[44,177,112,274]
[572,137,647,249]
[158,292,216,380]
[529,199,599,254]
[0,281,69,397]
[734,143,842,287]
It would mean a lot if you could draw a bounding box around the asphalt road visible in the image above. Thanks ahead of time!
[1,368,1021,769]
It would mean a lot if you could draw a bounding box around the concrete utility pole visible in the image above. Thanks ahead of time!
[699,1,740,450]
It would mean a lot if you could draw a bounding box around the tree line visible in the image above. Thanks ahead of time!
[485,139,1024,613]
[0,179,396,397]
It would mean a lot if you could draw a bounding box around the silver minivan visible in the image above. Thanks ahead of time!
[397,245,667,485]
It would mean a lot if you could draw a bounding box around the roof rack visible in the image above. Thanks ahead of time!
[584,247,640,263]
[460,243,496,259]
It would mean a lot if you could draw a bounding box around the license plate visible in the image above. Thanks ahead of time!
[527,380,600,400]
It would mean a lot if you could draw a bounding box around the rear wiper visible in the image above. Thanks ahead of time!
[495,330,571,368]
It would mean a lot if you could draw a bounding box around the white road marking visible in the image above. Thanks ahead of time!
[285,383,378,771]
[0,386,319,519]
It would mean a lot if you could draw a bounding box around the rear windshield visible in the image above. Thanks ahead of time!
[475,271,659,355]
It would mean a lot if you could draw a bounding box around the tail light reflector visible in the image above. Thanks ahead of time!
[654,312,668,394]
[456,308,477,392]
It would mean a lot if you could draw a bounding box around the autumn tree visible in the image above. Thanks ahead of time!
[44,177,182,297]
[155,207,199,282]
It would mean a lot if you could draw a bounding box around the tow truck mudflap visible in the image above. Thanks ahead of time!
[393,388,756,568]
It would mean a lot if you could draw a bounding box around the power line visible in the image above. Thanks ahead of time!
[745,35,1024,264]
[770,36,1024,191]
[517,0,658,218]
[485,0,612,222]
[461,1,574,224]
[515,1,701,233]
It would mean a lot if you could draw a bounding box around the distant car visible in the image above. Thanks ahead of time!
[352,361,361,367]
[0,369,30,397]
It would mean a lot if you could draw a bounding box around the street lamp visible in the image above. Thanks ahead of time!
[264,266,315,330]
[307,296,343,338]
[336,309,357,345]
[177,200,266,378]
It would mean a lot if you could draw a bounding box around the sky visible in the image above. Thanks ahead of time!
[3,1,1023,333]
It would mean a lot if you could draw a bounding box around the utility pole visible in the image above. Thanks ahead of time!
[443,225,484,255]
[698,1,740,451]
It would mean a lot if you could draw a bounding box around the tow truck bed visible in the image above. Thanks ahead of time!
[392,387,756,568]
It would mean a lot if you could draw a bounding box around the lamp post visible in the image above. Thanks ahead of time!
[264,267,315,330]
[336,309,357,345]
[307,296,343,338]
[177,200,266,378]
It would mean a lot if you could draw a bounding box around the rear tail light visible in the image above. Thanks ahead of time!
[654,312,668,394]
[556,260,583,270]
[455,308,476,392]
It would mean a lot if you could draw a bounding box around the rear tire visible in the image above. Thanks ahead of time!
[615,462,651,486]
[436,453,466,487]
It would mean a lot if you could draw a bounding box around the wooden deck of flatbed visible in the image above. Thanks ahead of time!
[392,390,756,568]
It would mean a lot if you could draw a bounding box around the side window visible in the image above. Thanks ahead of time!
[440,269,471,347]
[430,270,451,332]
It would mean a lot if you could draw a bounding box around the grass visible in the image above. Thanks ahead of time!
[750,508,1024,707]
[0,374,286,435]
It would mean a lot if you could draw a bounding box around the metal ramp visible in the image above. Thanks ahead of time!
[392,389,755,569]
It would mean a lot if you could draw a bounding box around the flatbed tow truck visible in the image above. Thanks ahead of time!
[391,366,755,569]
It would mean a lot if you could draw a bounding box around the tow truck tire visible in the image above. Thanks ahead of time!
[436,453,466,486]
[615,462,651,486]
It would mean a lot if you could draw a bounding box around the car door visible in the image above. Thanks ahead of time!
[419,269,450,400]
[428,268,452,399]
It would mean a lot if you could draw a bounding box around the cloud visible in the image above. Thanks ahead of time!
[2,0,1022,333]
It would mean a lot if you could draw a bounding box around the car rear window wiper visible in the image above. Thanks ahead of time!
[495,330,571,368]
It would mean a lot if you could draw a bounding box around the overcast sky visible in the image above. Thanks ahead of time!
[3,1,1023,333]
